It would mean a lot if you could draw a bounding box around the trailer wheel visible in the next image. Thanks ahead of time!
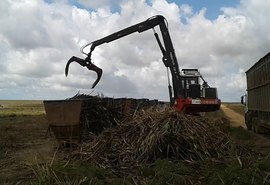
[245,113,252,130]
[251,118,260,134]
[246,121,252,130]
[252,124,257,133]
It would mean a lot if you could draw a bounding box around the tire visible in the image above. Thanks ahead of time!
[254,124,259,133]
[251,119,260,134]
[246,121,252,130]
[245,113,252,130]
[252,123,256,133]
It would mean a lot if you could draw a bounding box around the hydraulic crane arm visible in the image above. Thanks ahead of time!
[65,15,183,104]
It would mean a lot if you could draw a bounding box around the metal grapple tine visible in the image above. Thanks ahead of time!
[87,63,102,88]
[65,56,87,76]
[65,56,103,88]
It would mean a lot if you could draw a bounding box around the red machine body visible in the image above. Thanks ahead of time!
[175,98,221,113]
[174,69,220,113]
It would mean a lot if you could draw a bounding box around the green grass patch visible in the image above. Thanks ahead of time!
[0,100,45,117]
[258,160,270,172]
[29,160,195,185]
[204,164,263,185]
[226,127,252,140]
[28,156,270,185]
[30,162,133,185]
[223,103,245,115]
[143,159,194,185]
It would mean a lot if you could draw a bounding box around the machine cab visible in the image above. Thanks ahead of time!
[180,69,201,99]
[180,69,218,100]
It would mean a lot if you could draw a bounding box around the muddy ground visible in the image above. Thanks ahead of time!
[1,101,270,183]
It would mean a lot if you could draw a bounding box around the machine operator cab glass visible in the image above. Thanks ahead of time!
[180,69,218,99]
[180,69,201,99]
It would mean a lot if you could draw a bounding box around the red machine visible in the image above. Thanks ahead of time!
[65,15,220,113]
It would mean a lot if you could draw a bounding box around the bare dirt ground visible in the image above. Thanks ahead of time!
[220,104,246,128]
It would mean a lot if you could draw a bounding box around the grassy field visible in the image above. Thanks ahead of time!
[222,102,245,115]
[1,101,270,184]
[0,100,55,183]
[0,100,45,117]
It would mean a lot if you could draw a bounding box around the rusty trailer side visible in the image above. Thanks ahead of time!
[245,52,270,132]
[246,52,270,112]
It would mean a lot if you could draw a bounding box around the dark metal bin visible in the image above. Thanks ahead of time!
[43,100,82,145]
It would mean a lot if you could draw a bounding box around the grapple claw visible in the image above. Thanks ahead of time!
[65,56,103,88]
[65,56,87,76]
[86,63,103,88]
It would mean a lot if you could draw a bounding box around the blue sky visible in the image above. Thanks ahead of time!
[66,0,241,20]
[169,0,240,19]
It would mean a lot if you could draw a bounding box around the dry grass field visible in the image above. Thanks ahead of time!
[0,100,45,116]
[1,100,270,184]
[0,100,56,183]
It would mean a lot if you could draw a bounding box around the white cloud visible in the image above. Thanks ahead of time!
[226,69,246,90]
[0,0,270,102]
[179,4,193,17]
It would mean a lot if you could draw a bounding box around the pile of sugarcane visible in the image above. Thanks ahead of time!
[68,94,122,135]
[71,108,232,169]
[68,94,167,136]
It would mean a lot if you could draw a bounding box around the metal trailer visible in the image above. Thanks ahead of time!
[244,52,270,133]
